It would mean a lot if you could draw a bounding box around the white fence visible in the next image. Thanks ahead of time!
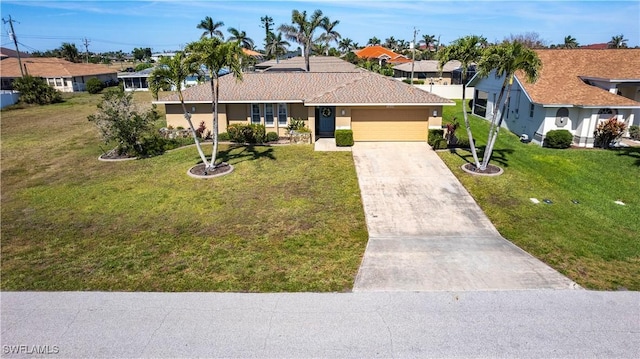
[0,91,20,109]
[414,84,474,100]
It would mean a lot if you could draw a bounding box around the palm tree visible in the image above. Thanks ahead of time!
[278,9,327,72]
[60,42,79,62]
[338,38,354,53]
[265,32,290,62]
[563,35,579,49]
[421,34,436,51]
[149,52,209,166]
[319,17,341,56]
[608,34,628,49]
[227,27,255,49]
[384,36,397,50]
[476,40,541,171]
[185,38,243,171]
[197,16,225,39]
[437,35,487,169]
[367,37,381,46]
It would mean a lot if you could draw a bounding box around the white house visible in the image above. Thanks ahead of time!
[468,49,640,147]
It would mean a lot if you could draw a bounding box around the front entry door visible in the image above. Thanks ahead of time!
[318,106,336,137]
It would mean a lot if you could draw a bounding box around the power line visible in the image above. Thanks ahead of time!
[2,15,24,76]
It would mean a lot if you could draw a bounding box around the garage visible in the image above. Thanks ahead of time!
[351,108,429,141]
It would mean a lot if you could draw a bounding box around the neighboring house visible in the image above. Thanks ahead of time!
[1,57,117,92]
[353,45,411,65]
[155,56,454,142]
[468,49,640,147]
[119,67,222,92]
[393,60,475,85]
[0,46,30,60]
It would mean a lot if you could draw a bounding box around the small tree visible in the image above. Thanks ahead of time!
[12,75,62,105]
[86,77,104,94]
[88,88,159,157]
[594,116,627,148]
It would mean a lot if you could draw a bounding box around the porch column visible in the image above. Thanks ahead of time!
[307,107,316,143]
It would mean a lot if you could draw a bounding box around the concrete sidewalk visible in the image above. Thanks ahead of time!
[352,142,578,291]
[1,291,637,358]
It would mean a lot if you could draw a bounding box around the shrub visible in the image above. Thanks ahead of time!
[455,135,470,149]
[402,79,425,85]
[87,88,159,157]
[428,129,446,149]
[86,77,104,94]
[287,118,309,133]
[227,123,266,143]
[544,129,573,149]
[594,117,627,149]
[629,125,640,140]
[11,75,62,105]
[195,121,207,139]
[218,132,230,141]
[335,129,354,146]
[266,132,279,142]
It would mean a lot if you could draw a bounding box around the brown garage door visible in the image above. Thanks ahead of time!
[351,109,429,141]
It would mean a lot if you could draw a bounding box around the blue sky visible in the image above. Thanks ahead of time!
[1,0,638,53]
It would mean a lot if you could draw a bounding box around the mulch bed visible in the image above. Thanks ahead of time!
[462,163,503,175]
[188,162,232,176]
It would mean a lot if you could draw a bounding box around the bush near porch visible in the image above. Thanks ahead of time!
[439,100,640,290]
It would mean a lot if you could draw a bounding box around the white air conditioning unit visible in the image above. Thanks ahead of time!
[520,134,529,142]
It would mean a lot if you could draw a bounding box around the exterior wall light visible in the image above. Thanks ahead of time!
[433,109,438,117]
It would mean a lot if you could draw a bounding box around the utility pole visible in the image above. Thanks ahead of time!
[410,27,418,84]
[3,15,24,76]
[83,37,91,63]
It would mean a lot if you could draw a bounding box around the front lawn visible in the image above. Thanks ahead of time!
[439,101,640,290]
[1,93,368,292]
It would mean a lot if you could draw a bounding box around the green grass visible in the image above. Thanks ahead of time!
[440,101,640,290]
[1,92,368,292]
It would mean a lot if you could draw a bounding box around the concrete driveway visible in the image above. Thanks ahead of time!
[352,142,579,291]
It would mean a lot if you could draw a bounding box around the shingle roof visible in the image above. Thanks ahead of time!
[516,49,640,107]
[354,45,411,63]
[393,60,463,73]
[157,57,453,106]
[1,57,116,78]
[257,56,363,72]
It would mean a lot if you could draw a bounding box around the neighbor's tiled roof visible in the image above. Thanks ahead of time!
[157,57,453,106]
[393,60,463,73]
[354,45,411,63]
[517,49,640,107]
[1,57,116,78]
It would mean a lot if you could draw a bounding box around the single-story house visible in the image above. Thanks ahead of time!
[353,45,411,65]
[393,60,476,85]
[0,57,117,92]
[155,56,454,142]
[468,49,640,147]
[119,67,224,92]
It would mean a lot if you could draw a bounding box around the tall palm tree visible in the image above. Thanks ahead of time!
[437,35,487,169]
[197,16,225,39]
[476,40,541,171]
[421,34,436,50]
[320,17,341,56]
[60,42,79,62]
[338,38,354,53]
[265,32,290,62]
[227,27,255,49]
[278,9,327,72]
[608,34,628,49]
[384,36,397,50]
[149,52,209,167]
[185,38,243,171]
[563,35,579,49]
[367,37,381,46]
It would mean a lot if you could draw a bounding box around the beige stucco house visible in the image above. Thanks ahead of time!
[1,57,117,92]
[155,56,454,142]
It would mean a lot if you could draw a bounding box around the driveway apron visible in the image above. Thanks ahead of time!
[352,142,579,291]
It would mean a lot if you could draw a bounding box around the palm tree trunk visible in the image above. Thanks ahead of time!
[210,76,220,170]
[179,94,210,168]
[480,76,511,170]
[480,78,508,170]
[461,82,480,168]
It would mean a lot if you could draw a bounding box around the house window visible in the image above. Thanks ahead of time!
[278,103,287,126]
[264,104,274,126]
[55,78,63,87]
[251,104,261,124]
[555,107,569,128]
[529,103,534,117]
[598,108,617,119]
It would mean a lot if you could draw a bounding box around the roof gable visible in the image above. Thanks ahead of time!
[516,49,640,107]
[354,45,410,63]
